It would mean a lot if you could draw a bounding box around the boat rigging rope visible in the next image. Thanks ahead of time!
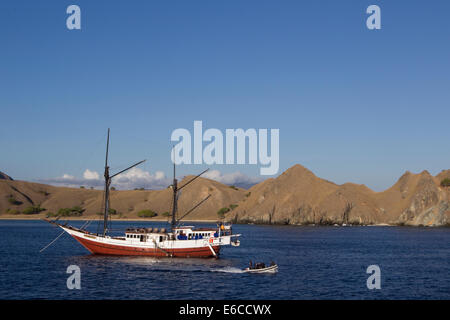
[39,230,66,253]
[80,220,89,229]
[39,217,92,253]
[84,219,93,229]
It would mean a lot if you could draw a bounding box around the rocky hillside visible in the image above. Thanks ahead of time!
[0,175,246,221]
[228,166,450,227]
[375,170,449,226]
[1,166,449,226]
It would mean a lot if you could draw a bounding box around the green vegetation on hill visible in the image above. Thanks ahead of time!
[217,207,230,218]
[217,203,239,219]
[55,206,85,217]
[440,178,450,187]
[7,195,22,205]
[5,208,19,215]
[23,205,45,215]
[95,208,119,216]
[137,209,157,218]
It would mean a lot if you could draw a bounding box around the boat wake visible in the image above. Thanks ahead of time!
[210,266,245,274]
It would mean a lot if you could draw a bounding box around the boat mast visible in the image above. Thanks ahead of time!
[103,128,111,236]
[170,161,178,232]
[101,128,146,237]
[169,156,209,232]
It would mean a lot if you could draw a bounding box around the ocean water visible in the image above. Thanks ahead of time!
[0,220,448,300]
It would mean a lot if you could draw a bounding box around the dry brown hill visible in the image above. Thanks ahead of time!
[0,179,100,216]
[436,169,450,182]
[228,166,450,226]
[0,175,246,221]
[230,164,339,224]
[375,170,449,226]
[1,165,449,226]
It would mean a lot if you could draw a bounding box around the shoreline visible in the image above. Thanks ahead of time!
[0,216,218,223]
[1,216,447,227]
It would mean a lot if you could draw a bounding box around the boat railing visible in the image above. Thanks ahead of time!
[125,227,167,234]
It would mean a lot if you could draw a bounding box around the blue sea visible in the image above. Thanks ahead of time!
[0,220,448,300]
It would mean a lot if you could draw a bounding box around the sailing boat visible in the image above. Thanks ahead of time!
[44,129,240,258]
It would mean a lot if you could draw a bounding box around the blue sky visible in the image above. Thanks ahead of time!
[0,0,449,191]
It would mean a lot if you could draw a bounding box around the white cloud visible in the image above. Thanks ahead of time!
[83,169,100,180]
[113,167,170,190]
[42,173,103,189]
[40,167,170,190]
[39,169,263,190]
[155,171,165,180]
[202,170,264,188]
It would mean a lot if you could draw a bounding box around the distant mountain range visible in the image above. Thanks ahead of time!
[0,171,13,181]
[229,164,450,227]
[1,165,449,226]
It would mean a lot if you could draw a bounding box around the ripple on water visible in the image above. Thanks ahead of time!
[0,221,448,299]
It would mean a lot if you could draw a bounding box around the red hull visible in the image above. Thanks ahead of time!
[72,234,220,258]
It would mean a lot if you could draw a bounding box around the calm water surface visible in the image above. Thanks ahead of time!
[0,220,448,299]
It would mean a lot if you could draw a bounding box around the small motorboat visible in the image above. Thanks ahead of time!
[243,262,278,274]
[231,239,240,247]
